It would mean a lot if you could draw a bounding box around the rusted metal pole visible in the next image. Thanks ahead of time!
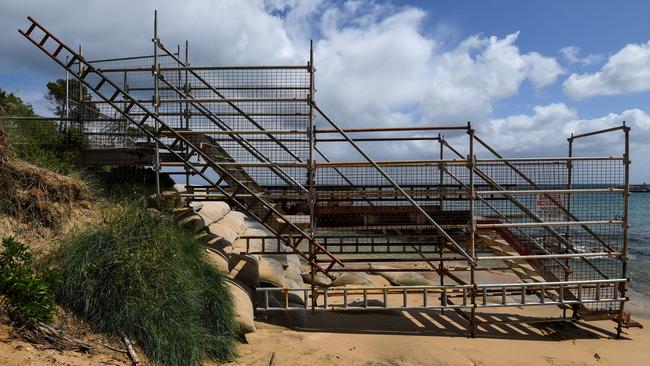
[184,40,190,190]
[438,135,445,313]
[308,40,317,309]
[468,124,477,338]
[78,44,84,145]
[153,10,161,198]
[617,123,631,338]
[564,133,574,318]
[316,126,468,133]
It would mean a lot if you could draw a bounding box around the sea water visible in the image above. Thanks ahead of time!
[628,193,650,298]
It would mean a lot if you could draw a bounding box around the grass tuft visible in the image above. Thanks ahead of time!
[55,203,237,365]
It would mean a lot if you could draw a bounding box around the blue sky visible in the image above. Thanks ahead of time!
[398,0,650,118]
[1,0,649,179]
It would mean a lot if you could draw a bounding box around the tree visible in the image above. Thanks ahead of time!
[0,90,36,117]
[46,79,99,120]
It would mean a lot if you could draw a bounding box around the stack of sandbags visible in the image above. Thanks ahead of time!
[301,271,334,287]
[174,208,206,232]
[173,201,231,232]
[218,211,248,234]
[192,201,230,225]
[373,266,434,286]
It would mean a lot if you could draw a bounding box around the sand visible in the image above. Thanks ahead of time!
[228,304,650,366]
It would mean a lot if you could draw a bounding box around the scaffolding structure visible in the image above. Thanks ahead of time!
[16,14,637,337]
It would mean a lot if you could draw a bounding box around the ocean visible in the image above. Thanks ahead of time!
[628,193,650,298]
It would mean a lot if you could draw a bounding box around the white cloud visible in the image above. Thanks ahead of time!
[421,32,563,124]
[560,46,605,66]
[0,0,562,125]
[563,41,650,99]
[477,103,650,156]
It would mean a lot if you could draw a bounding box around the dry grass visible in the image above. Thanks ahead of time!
[0,130,90,229]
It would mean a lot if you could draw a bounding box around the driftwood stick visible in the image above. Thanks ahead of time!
[36,322,93,351]
[100,342,128,353]
[123,335,140,365]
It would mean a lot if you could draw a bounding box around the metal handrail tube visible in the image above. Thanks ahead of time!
[477,220,623,228]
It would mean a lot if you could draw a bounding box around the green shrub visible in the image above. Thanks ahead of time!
[0,237,57,325]
[55,203,236,365]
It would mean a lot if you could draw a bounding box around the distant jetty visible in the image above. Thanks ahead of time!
[630,183,649,192]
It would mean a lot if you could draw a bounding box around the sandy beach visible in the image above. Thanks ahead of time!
[227,295,650,366]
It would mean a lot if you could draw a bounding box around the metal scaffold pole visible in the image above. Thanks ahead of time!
[153,10,161,198]
[184,40,190,190]
[78,44,84,144]
[64,57,69,139]
[308,40,317,309]
[467,123,477,338]
[618,123,631,338]
[565,133,574,318]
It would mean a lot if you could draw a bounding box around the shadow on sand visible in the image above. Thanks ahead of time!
[257,308,624,341]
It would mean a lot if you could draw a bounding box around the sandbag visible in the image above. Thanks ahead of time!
[329,272,374,287]
[285,267,305,286]
[241,227,268,238]
[286,255,302,272]
[301,271,333,287]
[204,248,229,273]
[196,201,230,225]
[208,223,238,245]
[196,233,232,254]
[237,228,271,253]
[379,271,433,286]
[173,183,188,194]
[173,207,196,222]
[228,253,260,288]
[218,211,247,234]
[244,218,266,231]
[176,212,205,232]
[258,256,286,287]
[225,278,256,334]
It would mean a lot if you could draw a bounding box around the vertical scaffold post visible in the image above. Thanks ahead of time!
[123,70,129,145]
[308,40,317,309]
[438,134,445,313]
[153,10,161,199]
[78,44,84,146]
[184,40,191,190]
[617,122,631,338]
[468,122,477,338]
[64,57,69,139]
[565,133,574,318]
[176,43,183,188]
[438,133,444,208]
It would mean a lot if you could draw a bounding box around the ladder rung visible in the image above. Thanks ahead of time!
[52,44,64,58]
[109,89,121,102]
[65,55,77,68]
[25,22,37,36]
[124,101,135,113]
[139,114,149,125]
[95,78,106,90]
[38,34,49,46]
[80,67,92,80]
[261,210,274,225]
